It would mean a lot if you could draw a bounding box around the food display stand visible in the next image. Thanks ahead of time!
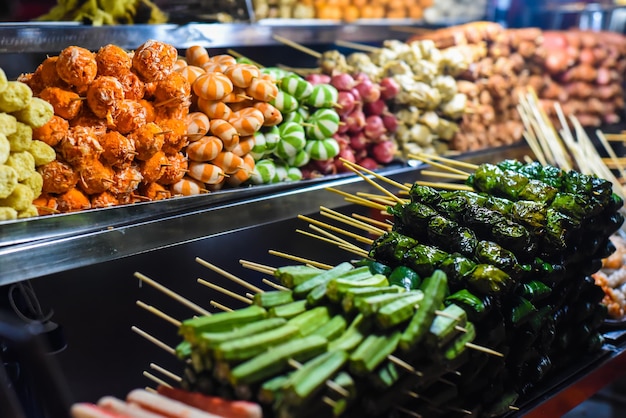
[1,17,626,418]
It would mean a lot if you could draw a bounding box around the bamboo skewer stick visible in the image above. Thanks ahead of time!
[296,228,356,251]
[210,301,233,312]
[326,187,388,211]
[131,326,176,356]
[419,170,469,181]
[196,257,264,294]
[340,158,411,192]
[341,163,405,205]
[143,371,173,389]
[351,212,393,231]
[262,278,289,290]
[136,301,181,327]
[603,133,626,141]
[337,244,371,258]
[415,181,474,191]
[320,206,386,235]
[272,35,322,59]
[355,191,402,206]
[134,272,212,317]
[334,39,381,53]
[150,363,182,383]
[298,214,375,245]
[407,154,472,177]
[268,249,334,270]
[197,278,253,305]
[239,259,276,275]
[596,129,626,182]
[409,152,478,171]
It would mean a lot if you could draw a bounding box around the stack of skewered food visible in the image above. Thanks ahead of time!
[148,157,622,417]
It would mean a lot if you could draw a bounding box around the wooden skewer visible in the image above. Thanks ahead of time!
[262,278,289,290]
[239,259,276,275]
[143,370,173,388]
[603,133,626,141]
[309,222,365,250]
[408,152,478,171]
[322,396,338,408]
[340,158,411,192]
[131,325,176,356]
[341,163,405,205]
[351,212,392,231]
[334,39,381,53]
[197,278,253,304]
[509,405,520,411]
[210,300,233,312]
[268,249,334,270]
[298,214,374,245]
[408,154,472,177]
[245,292,255,299]
[388,355,422,377]
[272,35,322,59]
[196,257,264,294]
[338,244,371,258]
[596,129,626,182]
[355,191,403,206]
[134,272,212,317]
[136,300,181,327]
[296,228,354,250]
[419,170,468,181]
[150,363,182,383]
[465,342,504,357]
[320,206,386,235]
[344,196,390,211]
[415,181,474,191]
[326,187,388,211]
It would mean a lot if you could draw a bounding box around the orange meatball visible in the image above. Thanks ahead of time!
[77,159,114,195]
[109,165,143,196]
[96,44,132,77]
[58,126,103,168]
[158,118,188,155]
[56,187,91,212]
[154,71,191,108]
[140,99,156,123]
[70,108,108,137]
[32,115,69,147]
[39,86,83,120]
[86,76,125,118]
[98,130,136,168]
[138,150,167,184]
[90,190,120,208]
[128,122,164,161]
[118,70,145,101]
[36,56,66,89]
[56,46,98,88]
[158,152,187,185]
[139,182,171,201]
[38,160,79,194]
[110,100,147,134]
[131,40,178,83]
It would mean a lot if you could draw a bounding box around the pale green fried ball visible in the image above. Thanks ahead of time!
[21,170,43,197]
[6,151,35,181]
[0,164,18,198]
[28,140,56,166]
[12,97,54,128]
[0,183,34,211]
[0,68,8,94]
[0,81,32,113]
[18,204,38,219]
[8,121,33,152]
[0,206,17,221]
[0,113,17,136]
[0,133,9,165]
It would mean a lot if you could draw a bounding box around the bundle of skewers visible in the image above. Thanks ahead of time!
[119,150,622,417]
